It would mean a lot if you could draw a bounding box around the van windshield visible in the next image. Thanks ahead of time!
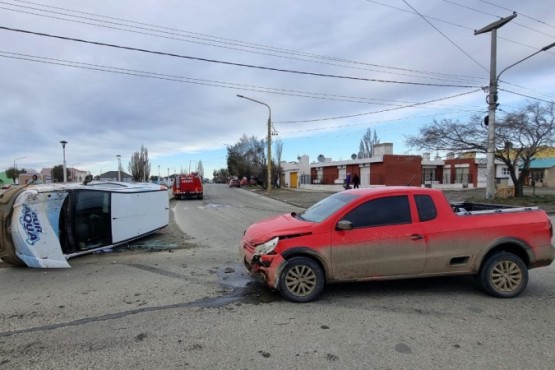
[298,193,358,223]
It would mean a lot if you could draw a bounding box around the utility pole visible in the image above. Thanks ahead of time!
[474,13,517,199]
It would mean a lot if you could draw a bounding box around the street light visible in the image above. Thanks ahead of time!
[60,140,68,183]
[237,94,273,192]
[13,156,26,184]
[476,14,554,199]
[117,154,121,181]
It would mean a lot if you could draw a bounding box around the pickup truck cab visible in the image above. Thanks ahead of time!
[173,173,203,200]
[241,187,554,302]
[0,181,169,268]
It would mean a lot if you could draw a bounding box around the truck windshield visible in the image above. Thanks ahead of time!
[299,193,358,223]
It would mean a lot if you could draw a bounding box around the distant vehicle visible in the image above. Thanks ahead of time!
[241,186,554,302]
[0,181,169,268]
[229,178,241,188]
[173,173,203,200]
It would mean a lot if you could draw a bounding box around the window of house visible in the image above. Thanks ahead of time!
[341,195,411,228]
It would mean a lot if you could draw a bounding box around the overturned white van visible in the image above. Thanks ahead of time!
[0,181,169,268]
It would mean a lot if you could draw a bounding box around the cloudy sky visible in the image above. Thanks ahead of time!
[1,0,554,178]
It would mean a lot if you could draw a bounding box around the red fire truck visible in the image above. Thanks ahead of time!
[172,173,203,200]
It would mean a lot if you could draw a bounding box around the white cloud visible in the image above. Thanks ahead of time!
[1,0,554,177]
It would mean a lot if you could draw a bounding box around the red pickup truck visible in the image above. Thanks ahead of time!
[241,187,554,302]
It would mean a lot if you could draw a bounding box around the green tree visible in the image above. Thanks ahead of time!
[406,101,555,197]
[6,167,26,183]
[128,145,151,182]
[213,168,230,183]
[51,165,69,183]
[227,135,266,182]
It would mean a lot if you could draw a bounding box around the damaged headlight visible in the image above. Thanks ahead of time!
[254,236,279,255]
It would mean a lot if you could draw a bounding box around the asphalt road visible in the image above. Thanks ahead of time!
[1,184,554,369]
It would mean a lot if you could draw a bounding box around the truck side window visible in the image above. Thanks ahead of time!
[415,194,437,222]
[342,195,411,228]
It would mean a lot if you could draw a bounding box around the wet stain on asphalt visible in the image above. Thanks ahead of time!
[395,343,412,354]
[0,263,278,338]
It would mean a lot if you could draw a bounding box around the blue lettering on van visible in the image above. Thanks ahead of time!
[19,204,43,245]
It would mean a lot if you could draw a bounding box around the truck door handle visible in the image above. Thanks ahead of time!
[410,234,424,240]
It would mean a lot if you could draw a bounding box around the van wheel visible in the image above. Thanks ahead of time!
[279,257,324,303]
[1,253,25,267]
[478,252,528,298]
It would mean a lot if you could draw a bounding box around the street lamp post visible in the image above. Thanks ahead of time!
[13,156,26,184]
[60,140,68,183]
[237,94,273,192]
[117,154,121,181]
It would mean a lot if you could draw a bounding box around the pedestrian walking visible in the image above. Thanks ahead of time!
[352,173,360,188]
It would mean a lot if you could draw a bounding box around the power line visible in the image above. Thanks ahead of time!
[0,25,482,88]
[402,0,488,72]
[278,109,482,135]
[364,0,554,53]
[0,49,471,107]
[0,0,487,85]
[498,88,554,103]
[275,89,481,124]
[478,0,555,30]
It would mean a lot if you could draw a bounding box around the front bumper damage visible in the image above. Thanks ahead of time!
[243,252,286,289]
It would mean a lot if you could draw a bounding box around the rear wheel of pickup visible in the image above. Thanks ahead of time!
[479,252,528,298]
[279,257,324,303]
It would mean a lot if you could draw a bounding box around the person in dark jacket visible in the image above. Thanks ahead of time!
[352,173,360,188]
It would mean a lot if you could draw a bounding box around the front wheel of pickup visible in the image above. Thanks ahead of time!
[278,257,324,303]
[479,252,528,298]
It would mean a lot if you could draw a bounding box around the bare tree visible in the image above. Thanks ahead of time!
[196,161,204,178]
[274,139,283,187]
[128,145,151,182]
[406,101,555,197]
[358,128,380,158]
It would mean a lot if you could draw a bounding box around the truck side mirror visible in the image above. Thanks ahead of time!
[336,220,353,231]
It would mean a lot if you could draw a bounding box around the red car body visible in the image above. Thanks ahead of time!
[241,187,554,302]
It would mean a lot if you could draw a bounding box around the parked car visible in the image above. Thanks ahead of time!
[241,186,554,303]
[229,178,241,188]
[0,181,169,268]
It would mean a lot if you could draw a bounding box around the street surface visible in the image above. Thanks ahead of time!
[1,184,555,369]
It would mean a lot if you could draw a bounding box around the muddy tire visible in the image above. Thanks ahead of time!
[0,255,25,267]
[279,257,324,303]
[478,252,528,298]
